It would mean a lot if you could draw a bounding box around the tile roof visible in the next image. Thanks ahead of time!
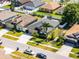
[65,24,79,36]
[41,2,61,10]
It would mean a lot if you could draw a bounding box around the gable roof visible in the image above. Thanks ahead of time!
[15,15,36,27]
[41,2,61,10]
[0,11,17,21]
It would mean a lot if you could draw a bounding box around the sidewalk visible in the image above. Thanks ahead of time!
[0,29,9,37]
[56,45,73,57]
[17,34,32,44]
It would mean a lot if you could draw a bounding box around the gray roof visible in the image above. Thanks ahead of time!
[27,16,59,32]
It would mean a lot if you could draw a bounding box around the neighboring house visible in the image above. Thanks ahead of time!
[0,10,17,28]
[11,15,37,32]
[65,24,79,46]
[12,0,44,10]
[40,2,61,13]
[26,16,60,34]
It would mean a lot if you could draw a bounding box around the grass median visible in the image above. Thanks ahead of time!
[2,35,19,41]
[27,41,57,52]
[12,51,38,59]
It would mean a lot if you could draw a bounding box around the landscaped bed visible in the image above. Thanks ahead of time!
[27,41,57,52]
[6,31,23,37]
[2,35,19,41]
[12,51,38,59]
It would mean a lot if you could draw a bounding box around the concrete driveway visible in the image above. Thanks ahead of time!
[56,45,73,57]
[0,29,9,37]
[18,34,32,44]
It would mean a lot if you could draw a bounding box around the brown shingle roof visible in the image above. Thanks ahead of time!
[0,11,17,21]
[16,15,36,27]
[19,0,31,4]
[41,2,61,10]
[65,24,79,36]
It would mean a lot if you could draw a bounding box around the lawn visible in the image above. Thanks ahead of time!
[27,41,57,52]
[0,26,3,30]
[6,31,23,37]
[12,51,38,59]
[0,46,4,48]
[69,53,79,59]
[3,4,11,8]
[33,11,62,19]
[71,48,79,53]
[2,35,19,41]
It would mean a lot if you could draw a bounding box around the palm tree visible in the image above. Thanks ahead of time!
[10,0,17,11]
[42,22,52,34]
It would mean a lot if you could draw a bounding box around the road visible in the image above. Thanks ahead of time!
[0,37,72,59]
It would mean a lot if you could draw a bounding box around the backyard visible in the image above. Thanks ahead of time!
[33,11,63,19]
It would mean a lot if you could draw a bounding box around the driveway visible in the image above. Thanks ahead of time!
[56,45,73,57]
[17,34,32,44]
[1,37,72,59]
[0,29,9,37]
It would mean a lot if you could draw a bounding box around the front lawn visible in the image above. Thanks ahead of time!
[69,53,79,59]
[27,41,57,52]
[3,5,11,8]
[6,31,23,37]
[12,51,38,59]
[0,46,4,48]
[71,48,79,53]
[2,35,19,41]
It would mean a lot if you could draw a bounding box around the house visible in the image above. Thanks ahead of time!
[11,15,37,32]
[0,10,17,28]
[12,0,44,10]
[65,24,79,46]
[40,2,61,13]
[26,16,60,34]
[0,10,17,22]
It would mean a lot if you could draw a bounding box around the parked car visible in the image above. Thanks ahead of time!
[36,53,47,59]
[24,49,34,55]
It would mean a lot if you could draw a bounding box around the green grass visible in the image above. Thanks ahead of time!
[71,48,79,53]
[7,31,23,37]
[2,35,19,41]
[33,11,62,19]
[12,51,38,59]
[0,46,4,48]
[3,5,11,8]
[0,26,3,30]
[27,41,57,52]
[69,53,79,59]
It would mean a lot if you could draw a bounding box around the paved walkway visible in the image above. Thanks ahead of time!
[56,45,73,57]
[17,34,32,44]
[0,29,9,37]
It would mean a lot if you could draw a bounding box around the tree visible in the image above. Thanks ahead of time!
[42,22,52,34]
[10,0,15,11]
[62,4,79,25]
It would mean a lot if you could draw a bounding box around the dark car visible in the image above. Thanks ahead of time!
[36,53,47,59]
